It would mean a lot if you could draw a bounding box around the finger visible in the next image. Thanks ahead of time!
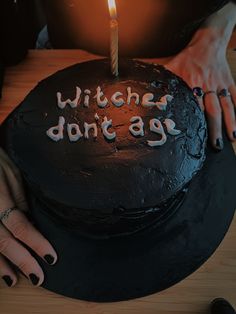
[204,92,223,151]
[0,148,23,183]
[192,89,205,111]
[218,92,236,141]
[0,223,44,286]
[2,209,57,266]
[0,166,15,210]
[0,254,17,287]
[229,84,236,110]
[197,97,205,112]
[0,159,57,266]
[191,86,205,112]
[0,156,28,212]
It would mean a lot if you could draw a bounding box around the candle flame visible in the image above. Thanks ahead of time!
[108,0,117,19]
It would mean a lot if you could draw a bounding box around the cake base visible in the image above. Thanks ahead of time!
[1,58,207,238]
[25,134,236,302]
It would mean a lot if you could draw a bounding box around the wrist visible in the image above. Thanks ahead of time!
[188,27,230,51]
[188,2,236,50]
[184,28,228,63]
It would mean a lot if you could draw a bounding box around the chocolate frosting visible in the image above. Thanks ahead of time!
[3,59,207,236]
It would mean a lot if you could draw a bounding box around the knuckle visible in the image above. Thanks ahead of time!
[11,220,29,240]
[0,237,11,253]
[17,259,31,273]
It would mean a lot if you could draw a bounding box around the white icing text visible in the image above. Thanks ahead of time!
[56,86,173,109]
[46,86,182,147]
[47,115,181,147]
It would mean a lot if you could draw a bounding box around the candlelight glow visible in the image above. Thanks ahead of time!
[108,0,117,19]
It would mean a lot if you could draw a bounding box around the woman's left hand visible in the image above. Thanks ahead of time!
[165,37,236,151]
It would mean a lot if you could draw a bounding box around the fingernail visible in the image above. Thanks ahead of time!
[215,138,224,151]
[44,254,55,265]
[233,131,236,139]
[2,275,13,287]
[29,273,40,286]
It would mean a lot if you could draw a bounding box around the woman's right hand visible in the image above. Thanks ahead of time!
[0,148,58,287]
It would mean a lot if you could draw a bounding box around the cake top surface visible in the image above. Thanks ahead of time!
[3,58,207,213]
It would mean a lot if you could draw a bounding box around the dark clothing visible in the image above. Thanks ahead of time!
[0,0,41,66]
[0,0,235,65]
[41,0,231,57]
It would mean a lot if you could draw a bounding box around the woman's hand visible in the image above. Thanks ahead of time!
[0,148,58,287]
[165,2,236,151]
[166,39,236,150]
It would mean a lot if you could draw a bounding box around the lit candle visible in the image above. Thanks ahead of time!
[108,0,119,77]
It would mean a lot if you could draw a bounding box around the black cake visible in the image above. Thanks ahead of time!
[3,59,207,238]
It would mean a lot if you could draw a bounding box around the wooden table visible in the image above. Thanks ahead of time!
[0,50,236,314]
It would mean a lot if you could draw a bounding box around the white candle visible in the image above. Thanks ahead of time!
[108,0,119,76]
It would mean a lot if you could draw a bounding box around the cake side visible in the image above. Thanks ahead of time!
[2,58,207,236]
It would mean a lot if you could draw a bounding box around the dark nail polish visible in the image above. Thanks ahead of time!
[2,275,13,287]
[233,131,236,139]
[29,273,40,286]
[215,138,224,151]
[44,254,55,265]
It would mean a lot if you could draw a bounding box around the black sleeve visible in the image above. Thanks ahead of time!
[0,0,39,66]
